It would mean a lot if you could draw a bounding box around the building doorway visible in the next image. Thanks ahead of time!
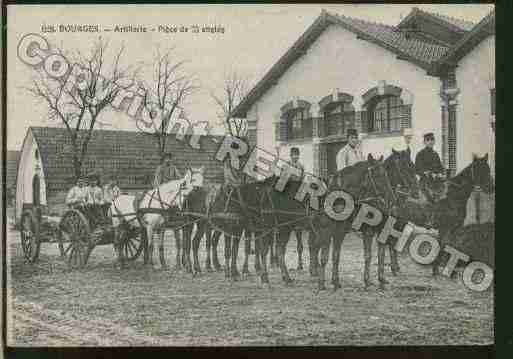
[326,141,347,176]
[32,175,40,206]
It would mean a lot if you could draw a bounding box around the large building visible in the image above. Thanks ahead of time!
[232,8,495,179]
[15,126,224,221]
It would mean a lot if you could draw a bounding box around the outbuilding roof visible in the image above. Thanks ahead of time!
[28,126,224,193]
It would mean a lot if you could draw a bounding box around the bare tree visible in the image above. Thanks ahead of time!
[136,48,197,160]
[211,69,249,137]
[26,37,138,179]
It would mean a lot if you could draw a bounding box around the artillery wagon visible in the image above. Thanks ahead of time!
[14,126,225,269]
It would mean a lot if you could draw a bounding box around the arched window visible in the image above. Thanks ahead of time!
[323,102,355,137]
[362,84,412,134]
[278,98,313,142]
[286,107,312,140]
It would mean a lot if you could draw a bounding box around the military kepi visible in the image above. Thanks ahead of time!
[423,132,435,140]
[347,128,358,137]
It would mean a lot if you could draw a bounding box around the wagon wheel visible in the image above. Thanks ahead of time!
[115,225,146,262]
[59,209,92,270]
[20,209,41,263]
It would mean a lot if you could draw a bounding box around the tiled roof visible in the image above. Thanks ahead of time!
[432,10,494,72]
[328,12,449,65]
[6,150,20,188]
[29,126,225,193]
[232,10,451,117]
[413,7,477,32]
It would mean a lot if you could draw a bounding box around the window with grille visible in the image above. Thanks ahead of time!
[286,108,312,140]
[323,102,355,137]
[366,95,411,134]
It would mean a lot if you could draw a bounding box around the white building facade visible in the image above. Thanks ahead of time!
[233,8,495,179]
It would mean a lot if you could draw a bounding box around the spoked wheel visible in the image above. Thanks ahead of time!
[115,225,146,262]
[59,209,92,270]
[20,209,41,263]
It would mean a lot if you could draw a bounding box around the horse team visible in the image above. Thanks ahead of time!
[111,146,493,292]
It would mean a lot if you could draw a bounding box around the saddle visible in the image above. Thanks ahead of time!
[420,176,447,204]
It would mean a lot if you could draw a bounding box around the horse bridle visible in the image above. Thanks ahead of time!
[357,162,397,212]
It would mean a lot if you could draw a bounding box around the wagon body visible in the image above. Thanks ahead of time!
[18,202,145,270]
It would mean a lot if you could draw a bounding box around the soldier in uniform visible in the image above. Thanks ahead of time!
[415,132,446,202]
[153,152,182,188]
[288,147,306,270]
[415,132,447,228]
[66,176,88,209]
[153,152,183,260]
[336,128,364,171]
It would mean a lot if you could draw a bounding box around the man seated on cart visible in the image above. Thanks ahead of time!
[86,172,107,226]
[102,175,121,218]
[65,176,89,209]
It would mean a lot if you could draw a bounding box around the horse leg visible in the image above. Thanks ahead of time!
[270,230,278,268]
[258,232,271,284]
[242,232,251,275]
[146,226,155,268]
[317,228,331,291]
[296,229,304,271]
[204,227,214,272]
[362,231,373,288]
[231,232,242,281]
[377,241,389,288]
[224,234,232,278]
[192,222,204,275]
[159,230,169,270]
[174,229,182,270]
[278,230,293,285]
[212,231,222,271]
[254,232,262,273]
[331,234,343,290]
[114,227,126,270]
[182,225,193,273]
[309,231,320,277]
[389,241,400,275]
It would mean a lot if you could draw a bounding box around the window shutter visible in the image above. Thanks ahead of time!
[275,120,288,142]
[359,110,369,133]
[401,104,412,129]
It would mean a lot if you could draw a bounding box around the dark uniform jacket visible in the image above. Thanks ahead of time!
[414,147,444,177]
[153,163,182,188]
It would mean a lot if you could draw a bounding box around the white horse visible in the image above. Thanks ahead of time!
[111,167,205,269]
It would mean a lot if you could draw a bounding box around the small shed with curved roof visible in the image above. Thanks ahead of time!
[15,126,224,221]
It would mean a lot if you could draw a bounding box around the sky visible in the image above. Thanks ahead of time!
[6,4,494,150]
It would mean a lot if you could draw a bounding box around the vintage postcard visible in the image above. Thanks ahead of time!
[4,4,494,347]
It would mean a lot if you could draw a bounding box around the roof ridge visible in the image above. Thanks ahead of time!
[415,7,477,31]
[328,10,397,31]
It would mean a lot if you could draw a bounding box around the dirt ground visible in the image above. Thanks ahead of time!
[6,217,493,346]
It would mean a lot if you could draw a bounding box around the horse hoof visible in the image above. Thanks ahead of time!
[206,266,214,273]
[242,269,250,275]
[161,265,170,271]
[332,282,342,290]
[317,284,327,292]
[297,265,304,271]
[379,278,390,285]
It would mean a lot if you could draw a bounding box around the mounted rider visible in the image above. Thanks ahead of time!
[415,132,446,203]
[152,151,183,243]
[153,152,182,189]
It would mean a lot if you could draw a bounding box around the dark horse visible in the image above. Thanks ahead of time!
[309,154,398,291]
[394,153,494,275]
